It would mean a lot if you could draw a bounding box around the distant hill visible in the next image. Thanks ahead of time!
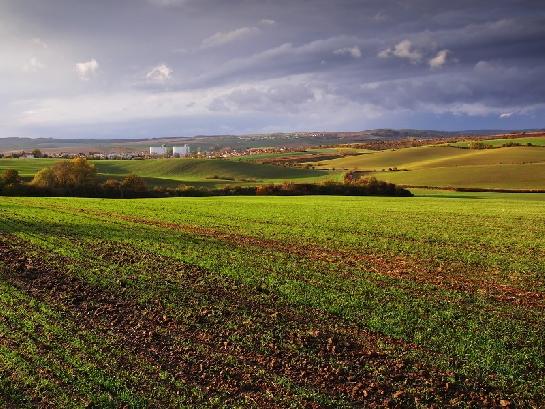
[2,129,543,154]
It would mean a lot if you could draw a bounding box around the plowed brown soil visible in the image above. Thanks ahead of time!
[0,234,509,407]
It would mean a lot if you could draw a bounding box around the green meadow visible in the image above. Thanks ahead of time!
[0,158,331,187]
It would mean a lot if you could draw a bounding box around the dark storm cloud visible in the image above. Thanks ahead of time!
[1,0,544,138]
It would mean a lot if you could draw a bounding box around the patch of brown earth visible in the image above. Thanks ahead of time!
[0,234,512,407]
[75,208,545,309]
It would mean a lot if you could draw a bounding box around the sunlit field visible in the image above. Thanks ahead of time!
[1,193,544,406]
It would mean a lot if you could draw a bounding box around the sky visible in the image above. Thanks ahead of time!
[1,0,545,139]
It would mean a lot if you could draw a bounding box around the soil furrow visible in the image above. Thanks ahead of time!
[0,234,511,408]
[73,207,545,308]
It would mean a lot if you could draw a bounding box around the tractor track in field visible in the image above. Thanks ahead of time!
[0,234,511,408]
[61,206,545,310]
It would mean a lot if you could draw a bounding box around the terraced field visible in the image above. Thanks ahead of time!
[0,158,329,187]
[1,194,545,407]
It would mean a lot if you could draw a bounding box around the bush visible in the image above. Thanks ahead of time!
[120,174,148,198]
[31,157,97,192]
[29,158,147,198]
[251,180,412,197]
[32,168,56,189]
[2,169,22,186]
[468,141,493,149]
[101,179,122,197]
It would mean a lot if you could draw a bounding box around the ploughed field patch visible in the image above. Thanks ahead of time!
[27,200,545,309]
[1,195,545,407]
[92,209,545,308]
[0,234,508,407]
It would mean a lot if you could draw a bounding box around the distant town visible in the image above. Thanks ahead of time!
[0,142,299,161]
[1,130,542,162]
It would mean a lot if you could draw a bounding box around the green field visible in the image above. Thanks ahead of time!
[315,145,545,171]
[314,145,466,170]
[0,158,331,187]
[0,158,55,177]
[371,163,545,189]
[314,145,545,190]
[1,193,545,406]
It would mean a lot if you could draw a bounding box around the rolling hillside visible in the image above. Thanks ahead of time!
[314,144,545,190]
[315,145,545,170]
[0,158,330,187]
[375,163,545,190]
[2,130,542,155]
[0,158,57,177]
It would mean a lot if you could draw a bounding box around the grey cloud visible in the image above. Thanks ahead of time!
[209,83,316,113]
[348,62,545,113]
[1,0,545,138]
[189,36,366,89]
[146,0,189,7]
[201,26,260,48]
[334,46,362,58]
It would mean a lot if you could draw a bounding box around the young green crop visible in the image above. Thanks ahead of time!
[1,193,545,405]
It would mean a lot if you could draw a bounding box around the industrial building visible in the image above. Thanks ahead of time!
[149,144,190,157]
[172,145,190,156]
[149,145,167,155]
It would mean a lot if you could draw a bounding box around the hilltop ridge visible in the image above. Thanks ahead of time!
[2,128,543,154]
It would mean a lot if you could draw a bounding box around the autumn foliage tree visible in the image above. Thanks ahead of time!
[120,174,147,197]
[31,149,43,158]
[101,178,122,195]
[31,157,97,192]
[2,169,22,186]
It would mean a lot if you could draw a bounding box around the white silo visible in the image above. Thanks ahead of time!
[149,146,167,155]
[172,144,190,157]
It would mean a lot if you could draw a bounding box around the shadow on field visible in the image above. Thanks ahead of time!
[1,214,210,248]
[97,175,235,189]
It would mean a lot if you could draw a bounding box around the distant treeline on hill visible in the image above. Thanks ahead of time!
[0,157,413,198]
